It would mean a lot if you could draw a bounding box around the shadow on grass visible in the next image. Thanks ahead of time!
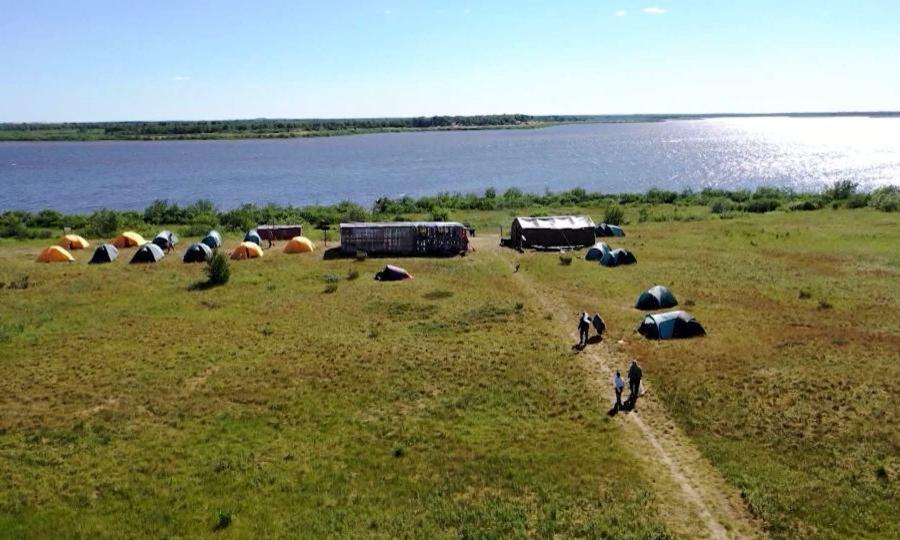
[188,280,223,291]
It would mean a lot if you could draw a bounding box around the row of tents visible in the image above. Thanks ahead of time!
[633,284,706,339]
[585,242,637,267]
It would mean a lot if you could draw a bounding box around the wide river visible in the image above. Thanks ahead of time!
[2,117,899,213]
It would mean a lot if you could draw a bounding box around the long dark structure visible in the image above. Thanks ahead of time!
[506,215,596,250]
[257,224,303,242]
[340,222,469,256]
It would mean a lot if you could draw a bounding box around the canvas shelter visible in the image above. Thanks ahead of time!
[183,242,212,263]
[130,243,165,264]
[635,285,678,310]
[152,230,179,251]
[508,215,596,250]
[37,245,75,263]
[596,223,625,237]
[611,248,637,266]
[201,230,222,249]
[231,242,263,260]
[375,264,413,281]
[59,234,90,250]
[89,244,119,264]
[244,230,262,246]
[112,231,146,249]
[340,222,468,256]
[637,310,705,340]
[284,236,315,253]
[258,224,303,242]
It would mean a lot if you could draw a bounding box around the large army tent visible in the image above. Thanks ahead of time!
[635,285,678,310]
[596,223,625,237]
[201,230,222,249]
[59,234,90,250]
[112,231,146,248]
[37,245,75,263]
[508,216,596,250]
[284,236,315,253]
[130,243,165,264]
[231,242,263,260]
[89,244,119,264]
[375,264,413,281]
[183,242,213,263]
[152,230,179,251]
[244,230,262,246]
[637,311,705,340]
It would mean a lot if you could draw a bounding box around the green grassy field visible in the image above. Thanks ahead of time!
[1,207,897,538]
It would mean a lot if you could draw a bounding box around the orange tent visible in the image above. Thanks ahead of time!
[112,231,146,248]
[37,245,75,263]
[284,236,315,253]
[231,242,264,260]
[59,234,90,250]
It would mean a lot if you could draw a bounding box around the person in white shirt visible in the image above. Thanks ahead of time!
[613,370,625,410]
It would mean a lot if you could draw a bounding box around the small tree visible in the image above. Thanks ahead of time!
[604,204,625,225]
[205,252,231,286]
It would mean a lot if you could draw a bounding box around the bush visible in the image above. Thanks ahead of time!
[430,207,449,222]
[346,268,359,280]
[86,209,122,237]
[205,252,231,286]
[824,180,858,200]
[709,197,737,214]
[604,204,625,225]
[844,193,870,209]
[0,212,28,239]
[212,511,232,532]
[788,199,821,211]
[869,186,900,212]
[26,209,64,229]
[559,254,573,266]
[744,198,781,213]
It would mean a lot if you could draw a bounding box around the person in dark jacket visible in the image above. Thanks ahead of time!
[591,313,606,341]
[627,359,643,402]
[577,312,591,348]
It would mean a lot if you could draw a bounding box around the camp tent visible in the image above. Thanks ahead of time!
[596,223,625,237]
[183,242,212,263]
[201,230,222,249]
[585,242,616,266]
[130,243,165,264]
[59,234,90,250]
[231,241,264,260]
[375,264,413,281]
[637,310,705,340]
[112,231,146,248]
[611,248,637,266]
[284,236,315,253]
[89,244,119,264]
[635,285,678,310]
[152,230,179,251]
[37,245,75,263]
[508,215,596,250]
[244,230,262,246]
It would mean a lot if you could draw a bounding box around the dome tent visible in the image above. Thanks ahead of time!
[112,231,146,248]
[635,285,678,310]
[89,244,119,264]
[596,223,625,237]
[244,230,262,246]
[611,248,637,266]
[284,236,315,253]
[231,242,263,260]
[59,234,90,250]
[152,230,179,251]
[585,242,615,266]
[130,243,165,264]
[201,230,223,249]
[637,310,705,340]
[375,264,413,281]
[37,245,75,263]
[183,242,213,263]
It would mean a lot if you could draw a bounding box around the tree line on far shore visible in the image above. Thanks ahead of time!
[2,182,897,240]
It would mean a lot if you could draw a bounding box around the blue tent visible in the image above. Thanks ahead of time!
[183,242,213,263]
[130,243,165,264]
[636,285,678,310]
[637,310,705,340]
[585,242,615,266]
[201,230,222,249]
[244,230,262,246]
[152,230,179,250]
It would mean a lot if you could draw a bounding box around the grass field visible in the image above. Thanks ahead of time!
[1,207,897,538]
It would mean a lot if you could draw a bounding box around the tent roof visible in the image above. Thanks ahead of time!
[644,310,693,325]
[513,215,595,230]
[37,245,75,262]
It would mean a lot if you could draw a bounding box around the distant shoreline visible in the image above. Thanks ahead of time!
[2,111,898,142]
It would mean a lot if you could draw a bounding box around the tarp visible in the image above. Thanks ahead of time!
[284,236,315,253]
[244,230,262,246]
[152,230,179,250]
[635,285,678,310]
[37,245,75,263]
[637,310,706,340]
[130,243,165,264]
[59,234,90,250]
[112,231,146,248]
[201,230,222,249]
[375,264,413,281]
[89,244,119,264]
[231,241,263,260]
[183,242,213,263]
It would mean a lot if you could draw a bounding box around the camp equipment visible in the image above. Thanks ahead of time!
[130,243,165,264]
[374,264,413,281]
[284,236,315,253]
[112,231,146,248]
[89,244,119,264]
[59,234,90,250]
[637,311,705,340]
[635,285,678,310]
[244,230,262,246]
[201,230,222,249]
[152,230,179,251]
[231,241,264,260]
[37,245,75,263]
[183,242,213,263]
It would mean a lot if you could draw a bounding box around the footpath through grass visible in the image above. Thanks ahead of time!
[0,237,670,538]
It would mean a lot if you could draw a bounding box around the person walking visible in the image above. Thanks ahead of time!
[577,312,591,348]
[627,359,643,403]
[613,370,625,410]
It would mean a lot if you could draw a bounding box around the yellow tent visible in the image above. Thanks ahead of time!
[231,241,264,260]
[59,234,90,250]
[284,236,315,253]
[112,231,146,248]
[37,245,75,263]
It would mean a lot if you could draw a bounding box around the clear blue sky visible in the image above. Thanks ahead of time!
[2,0,899,121]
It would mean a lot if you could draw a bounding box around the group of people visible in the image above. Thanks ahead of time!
[576,311,605,349]
[613,360,642,411]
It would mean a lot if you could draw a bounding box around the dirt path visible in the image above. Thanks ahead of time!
[474,236,761,538]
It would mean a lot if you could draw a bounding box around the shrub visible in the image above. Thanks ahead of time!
[213,511,232,531]
[85,209,122,237]
[869,186,900,212]
[346,268,359,280]
[844,193,870,209]
[430,207,450,222]
[709,197,737,214]
[798,289,812,299]
[604,204,625,225]
[824,180,858,200]
[637,207,650,223]
[0,212,28,239]
[559,254,573,266]
[744,198,780,213]
[788,199,821,211]
[205,252,231,286]
[26,209,64,229]
[324,282,338,294]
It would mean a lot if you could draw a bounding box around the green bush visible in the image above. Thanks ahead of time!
[604,204,625,225]
[844,193,870,209]
[869,186,900,212]
[824,180,858,200]
[205,252,231,286]
[745,198,781,213]
[709,197,737,214]
[85,209,122,237]
[788,199,821,211]
[430,207,450,222]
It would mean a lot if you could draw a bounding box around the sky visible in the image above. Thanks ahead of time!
[1,0,899,121]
